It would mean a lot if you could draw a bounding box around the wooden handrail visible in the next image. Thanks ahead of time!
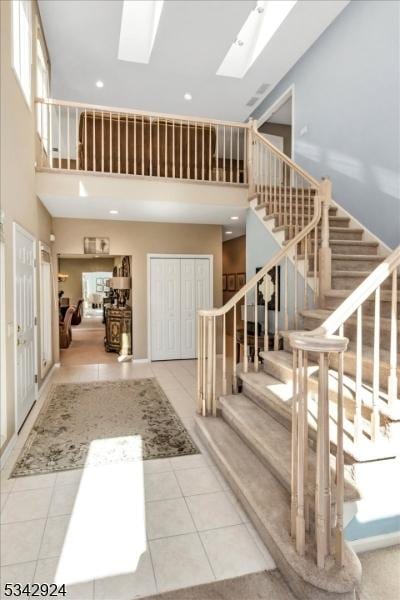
[35,97,250,129]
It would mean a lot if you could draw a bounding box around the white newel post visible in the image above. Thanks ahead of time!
[319,177,332,304]
[247,118,256,196]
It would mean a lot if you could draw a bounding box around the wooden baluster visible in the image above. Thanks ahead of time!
[223,126,226,183]
[117,113,120,174]
[93,109,96,172]
[187,120,190,178]
[222,313,227,395]
[212,316,217,416]
[133,115,137,175]
[110,112,113,173]
[304,233,308,310]
[319,177,332,302]
[58,105,61,169]
[388,271,398,408]
[101,112,104,172]
[289,170,293,237]
[141,117,144,175]
[202,123,205,181]
[195,122,198,180]
[243,127,247,185]
[313,225,318,304]
[209,123,212,181]
[303,351,309,532]
[172,119,176,178]
[157,117,160,177]
[75,107,78,170]
[274,264,279,350]
[244,295,248,373]
[295,172,299,236]
[230,125,233,183]
[264,274,269,352]
[49,104,53,168]
[236,126,240,183]
[254,283,259,372]
[274,154,277,215]
[206,316,213,415]
[291,349,298,537]
[294,247,298,329]
[165,120,168,177]
[197,315,202,413]
[126,114,128,174]
[316,351,331,568]
[371,286,381,441]
[202,316,206,415]
[336,325,345,567]
[355,305,363,443]
[40,102,44,167]
[216,125,219,183]
[284,256,289,330]
[296,349,306,556]
[233,304,238,392]
[67,107,70,170]
[180,120,183,179]
[149,116,152,176]
[302,184,305,231]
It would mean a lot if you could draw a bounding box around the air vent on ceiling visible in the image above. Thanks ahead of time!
[256,83,270,95]
[246,96,259,107]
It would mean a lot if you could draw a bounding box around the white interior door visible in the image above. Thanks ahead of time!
[150,257,211,361]
[150,258,181,360]
[14,224,37,430]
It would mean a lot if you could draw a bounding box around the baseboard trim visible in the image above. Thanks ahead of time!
[0,433,17,470]
[350,531,400,554]
[132,358,150,364]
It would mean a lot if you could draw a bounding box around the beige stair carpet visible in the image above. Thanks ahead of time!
[12,378,198,477]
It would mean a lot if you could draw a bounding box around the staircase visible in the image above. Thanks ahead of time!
[196,126,399,599]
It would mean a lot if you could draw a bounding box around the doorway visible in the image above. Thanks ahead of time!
[13,223,37,430]
[148,255,213,361]
[257,86,293,159]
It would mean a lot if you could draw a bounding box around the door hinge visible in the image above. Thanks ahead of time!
[34,374,38,384]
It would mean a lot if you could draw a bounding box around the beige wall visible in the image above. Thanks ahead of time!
[0,1,54,451]
[58,258,115,303]
[53,219,223,359]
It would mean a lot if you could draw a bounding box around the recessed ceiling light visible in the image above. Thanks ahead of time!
[184,92,192,101]
[96,80,104,88]
[225,230,233,235]
[230,216,239,220]
[109,209,119,215]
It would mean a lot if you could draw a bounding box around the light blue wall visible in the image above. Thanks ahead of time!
[253,0,400,249]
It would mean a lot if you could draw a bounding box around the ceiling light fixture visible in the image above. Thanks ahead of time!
[217,1,297,79]
[184,92,192,101]
[109,209,119,215]
[118,0,164,64]
[225,230,233,235]
[95,80,104,88]
[230,216,239,220]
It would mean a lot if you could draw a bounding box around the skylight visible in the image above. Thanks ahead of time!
[217,0,297,79]
[118,0,164,64]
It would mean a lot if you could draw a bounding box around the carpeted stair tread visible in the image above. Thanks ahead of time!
[220,393,360,502]
[195,416,361,598]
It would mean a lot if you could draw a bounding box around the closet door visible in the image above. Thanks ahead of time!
[180,259,196,359]
[195,259,211,311]
[150,258,181,360]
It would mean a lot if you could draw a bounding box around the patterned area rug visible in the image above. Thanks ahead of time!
[12,378,198,477]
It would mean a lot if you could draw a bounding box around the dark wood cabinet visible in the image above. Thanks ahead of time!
[104,306,132,354]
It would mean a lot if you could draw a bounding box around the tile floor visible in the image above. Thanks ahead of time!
[0,360,275,599]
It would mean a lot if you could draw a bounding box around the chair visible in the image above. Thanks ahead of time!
[59,306,75,348]
[71,299,83,326]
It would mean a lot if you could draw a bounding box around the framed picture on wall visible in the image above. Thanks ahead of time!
[96,284,104,293]
[222,275,227,291]
[227,274,236,292]
[236,272,246,289]
[84,237,110,255]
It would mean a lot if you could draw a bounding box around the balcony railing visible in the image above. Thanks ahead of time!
[35,98,249,185]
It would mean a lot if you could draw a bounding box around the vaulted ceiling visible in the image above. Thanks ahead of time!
[38,0,349,121]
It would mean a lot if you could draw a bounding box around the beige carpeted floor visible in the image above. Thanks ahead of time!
[145,546,400,600]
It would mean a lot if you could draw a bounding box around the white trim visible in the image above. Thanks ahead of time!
[350,531,400,554]
[147,253,214,361]
[38,241,53,379]
[0,220,7,446]
[132,358,150,364]
[0,433,18,470]
[13,222,38,433]
[256,84,295,160]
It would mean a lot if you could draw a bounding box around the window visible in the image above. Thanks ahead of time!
[12,0,32,105]
[36,36,49,149]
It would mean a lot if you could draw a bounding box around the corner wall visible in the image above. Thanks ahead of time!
[253,0,400,249]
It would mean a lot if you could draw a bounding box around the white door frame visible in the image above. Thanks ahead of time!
[257,84,295,160]
[13,222,38,432]
[147,253,213,361]
[38,241,53,379]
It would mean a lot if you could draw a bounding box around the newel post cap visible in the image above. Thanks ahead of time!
[289,332,348,354]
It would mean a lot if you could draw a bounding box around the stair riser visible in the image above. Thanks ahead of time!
[332,275,395,290]
[302,316,400,352]
[306,257,382,271]
[268,216,349,228]
[324,296,399,318]
[285,229,363,242]
[301,243,379,256]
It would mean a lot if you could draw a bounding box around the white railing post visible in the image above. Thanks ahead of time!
[318,177,332,305]
[247,119,256,196]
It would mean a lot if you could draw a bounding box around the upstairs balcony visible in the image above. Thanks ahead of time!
[35,98,250,221]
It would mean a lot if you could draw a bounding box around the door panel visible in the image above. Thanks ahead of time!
[180,259,196,359]
[150,258,180,360]
[195,259,211,311]
[14,225,36,430]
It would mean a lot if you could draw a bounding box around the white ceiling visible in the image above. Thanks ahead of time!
[40,194,247,241]
[38,0,349,122]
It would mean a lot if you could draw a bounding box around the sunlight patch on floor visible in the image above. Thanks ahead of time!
[55,435,146,585]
